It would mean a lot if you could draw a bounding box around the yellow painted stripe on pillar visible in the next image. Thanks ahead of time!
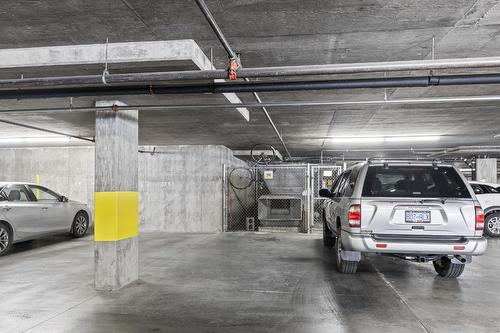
[35,174,40,200]
[94,191,138,241]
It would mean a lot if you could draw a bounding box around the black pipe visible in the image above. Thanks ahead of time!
[2,73,500,100]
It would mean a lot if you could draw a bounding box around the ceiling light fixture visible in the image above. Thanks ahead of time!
[221,90,249,122]
[330,135,441,143]
[384,135,441,142]
[0,136,72,144]
[329,137,385,143]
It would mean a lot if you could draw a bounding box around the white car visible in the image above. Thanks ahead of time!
[0,182,92,255]
[470,181,500,237]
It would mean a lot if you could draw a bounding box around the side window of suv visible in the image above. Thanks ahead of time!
[330,173,344,194]
[339,171,352,196]
[344,167,360,197]
[334,172,351,197]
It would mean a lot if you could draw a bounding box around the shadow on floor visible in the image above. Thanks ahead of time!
[8,228,93,256]
[311,238,436,333]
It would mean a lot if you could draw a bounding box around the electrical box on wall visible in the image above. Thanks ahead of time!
[263,170,274,180]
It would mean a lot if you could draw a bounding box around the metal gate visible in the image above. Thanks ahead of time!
[309,165,343,233]
[223,164,310,232]
[223,164,342,233]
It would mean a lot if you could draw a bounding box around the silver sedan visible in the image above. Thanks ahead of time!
[0,182,92,256]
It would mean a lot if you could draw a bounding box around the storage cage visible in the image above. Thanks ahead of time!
[223,164,342,233]
[258,194,303,231]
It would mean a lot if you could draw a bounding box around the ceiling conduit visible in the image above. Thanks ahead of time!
[2,56,500,88]
[2,73,500,99]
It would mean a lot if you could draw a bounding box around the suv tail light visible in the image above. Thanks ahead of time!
[348,204,361,228]
[475,205,484,231]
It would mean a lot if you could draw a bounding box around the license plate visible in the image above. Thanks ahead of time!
[405,211,431,223]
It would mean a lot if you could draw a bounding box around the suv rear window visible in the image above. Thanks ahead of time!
[362,165,471,198]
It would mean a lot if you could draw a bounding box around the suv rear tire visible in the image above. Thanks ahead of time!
[335,226,358,274]
[484,212,500,237]
[323,212,335,247]
[433,257,465,278]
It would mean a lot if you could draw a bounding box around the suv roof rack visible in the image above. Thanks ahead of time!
[366,158,444,164]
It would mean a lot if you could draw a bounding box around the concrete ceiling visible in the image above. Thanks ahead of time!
[1,0,500,160]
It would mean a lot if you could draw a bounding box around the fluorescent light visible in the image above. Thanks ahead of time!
[330,137,384,143]
[385,136,440,142]
[222,92,250,122]
[222,92,241,104]
[329,135,440,143]
[0,137,72,144]
[236,107,250,121]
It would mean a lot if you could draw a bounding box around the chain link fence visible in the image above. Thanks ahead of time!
[310,165,343,233]
[223,164,342,233]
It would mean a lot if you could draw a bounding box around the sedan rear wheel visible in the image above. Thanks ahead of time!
[72,212,88,238]
[484,213,500,237]
[0,222,13,256]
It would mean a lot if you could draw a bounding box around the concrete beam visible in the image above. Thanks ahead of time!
[0,40,213,70]
[0,40,250,122]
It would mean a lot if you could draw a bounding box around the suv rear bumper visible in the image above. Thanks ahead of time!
[341,230,487,256]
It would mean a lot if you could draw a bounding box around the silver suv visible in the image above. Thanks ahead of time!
[320,160,487,278]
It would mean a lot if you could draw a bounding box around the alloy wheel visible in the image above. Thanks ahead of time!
[487,216,500,235]
[0,226,9,253]
[74,215,87,235]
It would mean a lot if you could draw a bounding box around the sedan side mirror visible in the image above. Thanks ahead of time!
[61,196,69,202]
[319,189,333,198]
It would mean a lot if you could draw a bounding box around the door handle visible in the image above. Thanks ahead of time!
[2,207,11,211]
[41,207,49,210]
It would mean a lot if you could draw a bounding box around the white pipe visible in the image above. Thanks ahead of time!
[2,95,500,114]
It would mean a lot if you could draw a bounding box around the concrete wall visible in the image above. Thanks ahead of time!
[138,145,242,232]
[475,158,498,184]
[0,145,244,233]
[0,147,95,208]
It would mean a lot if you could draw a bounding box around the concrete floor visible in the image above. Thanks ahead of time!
[1,232,499,333]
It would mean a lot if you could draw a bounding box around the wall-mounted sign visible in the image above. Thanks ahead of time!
[323,170,333,177]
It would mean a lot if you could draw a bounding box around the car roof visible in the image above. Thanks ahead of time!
[469,181,500,187]
[344,160,455,172]
[355,160,453,167]
[0,182,38,186]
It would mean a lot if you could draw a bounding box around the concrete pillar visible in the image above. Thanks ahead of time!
[94,109,139,291]
[475,158,498,183]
